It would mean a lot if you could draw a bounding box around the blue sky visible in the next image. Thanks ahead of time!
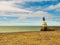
[0,0,60,26]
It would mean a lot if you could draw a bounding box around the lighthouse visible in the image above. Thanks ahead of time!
[41,17,47,31]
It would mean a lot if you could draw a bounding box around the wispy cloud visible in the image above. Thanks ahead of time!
[0,1,31,13]
[0,1,54,18]
[14,1,60,11]
[0,0,60,26]
[0,0,58,1]
[44,3,60,11]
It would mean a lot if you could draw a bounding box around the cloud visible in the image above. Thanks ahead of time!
[44,3,60,11]
[3,11,54,20]
[0,16,19,22]
[13,0,60,12]
[0,1,31,15]
[0,11,54,21]
[33,11,53,18]
[0,0,57,1]
[0,1,59,26]
[0,1,54,19]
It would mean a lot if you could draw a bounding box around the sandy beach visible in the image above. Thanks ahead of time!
[0,31,60,45]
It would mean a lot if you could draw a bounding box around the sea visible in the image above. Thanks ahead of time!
[0,26,41,33]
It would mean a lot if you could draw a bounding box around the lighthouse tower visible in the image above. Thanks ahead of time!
[41,17,47,31]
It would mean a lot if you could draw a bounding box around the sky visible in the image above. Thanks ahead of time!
[0,0,60,26]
